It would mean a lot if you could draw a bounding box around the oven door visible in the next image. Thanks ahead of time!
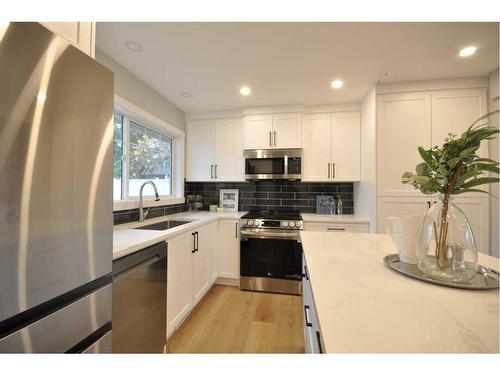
[240,230,303,295]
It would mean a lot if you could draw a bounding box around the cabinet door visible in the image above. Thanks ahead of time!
[186,120,215,181]
[377,92,432,196]
[376,196,431,233]
[193,225,211,305]
[209,222,219,283]
[431,89,487,154]
[302,113,332,182]
[167,231,194,337]
[272,113,302,148]
[214,118,244,181]
[40,22,95,57]
[431,89,489,197]
[243,115,273,149]
[331,112,360,181]
[218,220,240,279]
[454,197,490,254]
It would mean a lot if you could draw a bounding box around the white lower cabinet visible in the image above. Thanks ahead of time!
[209,221,219,284]
[302,254,324,354]
[377,196,490,254]
[304,221,369,233]
[193,225,211,305]
[218,219,240,279]
[167,230,195,337]
[167,219,239,338]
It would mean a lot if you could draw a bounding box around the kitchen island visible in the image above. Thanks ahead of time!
[300,231,499,353]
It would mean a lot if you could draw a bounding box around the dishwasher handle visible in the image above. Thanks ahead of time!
[113,242,167,278]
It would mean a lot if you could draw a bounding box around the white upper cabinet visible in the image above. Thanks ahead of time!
[40,22,95,57]
[243,113,302,149]
[186,120,215,181]
[431,89,488,158]
[243,115,273,149]
[331,112,361,181]
[186,118,244,182]
[272,113,302,148]
[214,118,244,181]
[377,92,432,196]
[302,113,332,181]
[302,111,360,182]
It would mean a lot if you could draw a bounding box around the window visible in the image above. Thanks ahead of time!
[113,112,173,200]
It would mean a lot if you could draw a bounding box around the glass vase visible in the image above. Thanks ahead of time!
[416,194,478,282]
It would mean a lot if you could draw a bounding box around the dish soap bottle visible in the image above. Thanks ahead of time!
[336,195,343,215]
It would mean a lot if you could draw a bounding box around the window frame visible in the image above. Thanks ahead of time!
[113,95,185,211]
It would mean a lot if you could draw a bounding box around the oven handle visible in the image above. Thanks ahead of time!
[240,230,301,241]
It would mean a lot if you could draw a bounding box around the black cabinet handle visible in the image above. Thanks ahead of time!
[316,331,323,354]
[195,231,199,252]
[304,305,312,327]
[192,232,196,253]
[235,223,238,238]
[427,201,431,209]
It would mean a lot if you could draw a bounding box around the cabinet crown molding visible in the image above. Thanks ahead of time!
[377,77,488,95]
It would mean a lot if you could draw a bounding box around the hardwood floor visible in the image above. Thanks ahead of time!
[166,284,305,353]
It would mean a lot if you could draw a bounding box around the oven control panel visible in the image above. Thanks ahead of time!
[240,219,303,230]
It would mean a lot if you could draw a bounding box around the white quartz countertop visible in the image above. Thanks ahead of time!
[300,231,500,353]
[113,211,245,260]
[301,213,369,224]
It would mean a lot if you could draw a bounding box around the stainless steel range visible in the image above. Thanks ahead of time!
[239,211,303,295]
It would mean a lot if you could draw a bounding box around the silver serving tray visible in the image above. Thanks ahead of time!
[383,254,499,290]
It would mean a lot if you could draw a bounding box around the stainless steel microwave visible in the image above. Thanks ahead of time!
[244,148,302,180]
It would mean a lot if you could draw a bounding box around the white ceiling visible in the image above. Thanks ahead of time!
[96,22,499,113]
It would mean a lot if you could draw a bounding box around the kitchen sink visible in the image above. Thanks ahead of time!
[134,220,192,231]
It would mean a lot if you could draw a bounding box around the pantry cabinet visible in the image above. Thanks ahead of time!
[186,118,244,182]
[40,22,95,57]
[376,88,487,197]
[218,219,240,279]
[243,113,302,149]
[376,92,432,196]
[374,86,490,253]
[302,111,360,182]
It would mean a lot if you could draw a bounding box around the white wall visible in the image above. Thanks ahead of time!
[488,68,499,257]
[354,87,377,232]
[95,49,185,132]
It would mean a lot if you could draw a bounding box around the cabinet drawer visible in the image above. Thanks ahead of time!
[304,222,369,233]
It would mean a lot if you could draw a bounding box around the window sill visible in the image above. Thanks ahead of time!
[113,197,185,211]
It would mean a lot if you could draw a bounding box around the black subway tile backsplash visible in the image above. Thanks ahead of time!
[114,180,355,225]
[185,180,354,214]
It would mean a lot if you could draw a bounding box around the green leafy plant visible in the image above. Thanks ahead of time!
[402,110,499,268]
[206,197,219,206]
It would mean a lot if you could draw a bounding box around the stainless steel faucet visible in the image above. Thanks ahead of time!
[139,180,160,222]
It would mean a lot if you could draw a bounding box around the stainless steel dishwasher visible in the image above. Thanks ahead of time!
[112,242,167,353]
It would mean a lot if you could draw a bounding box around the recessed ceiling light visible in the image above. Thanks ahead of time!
[459,46,477,57]
[331,80,344,89]
[180,92,192,98]
[240,86,251,96]
[124,40,143,52]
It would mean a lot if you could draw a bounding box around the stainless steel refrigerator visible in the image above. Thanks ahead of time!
[0,22,114,353]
